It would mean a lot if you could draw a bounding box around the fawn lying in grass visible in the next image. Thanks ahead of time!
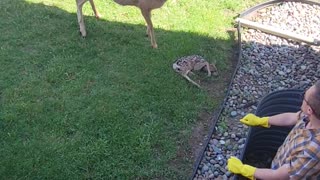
[76,0,167,48]
[173,55,218,88]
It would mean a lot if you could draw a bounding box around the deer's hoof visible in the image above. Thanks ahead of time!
[95,13,102,19]
[79,30,87,38]
[152,44,158,49]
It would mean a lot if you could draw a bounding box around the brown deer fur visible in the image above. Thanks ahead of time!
[76,0,167,48]
[173,55,218,88]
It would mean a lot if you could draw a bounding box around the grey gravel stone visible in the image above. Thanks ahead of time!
[230,111,238,117]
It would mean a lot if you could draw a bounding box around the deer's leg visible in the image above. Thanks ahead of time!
[205,63,211,76]
[182,74,201,88]
[140,8,158,48]
[181,71,201,88]
[88,0,102,19]
[76,0,88,37]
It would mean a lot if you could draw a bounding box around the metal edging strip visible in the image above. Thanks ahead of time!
[190,10,244,180]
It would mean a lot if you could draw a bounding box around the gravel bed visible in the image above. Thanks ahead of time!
[194,1,320,179]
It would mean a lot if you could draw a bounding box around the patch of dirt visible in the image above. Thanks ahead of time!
[190,111,213,160]
[187,76,233,164]
[169,30,240,178]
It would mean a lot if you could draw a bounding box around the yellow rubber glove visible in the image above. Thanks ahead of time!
[227,156,256,180]
[240,113,270,128]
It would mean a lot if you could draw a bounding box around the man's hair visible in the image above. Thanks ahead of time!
[310,80,320,119]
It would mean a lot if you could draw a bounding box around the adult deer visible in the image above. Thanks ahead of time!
[76,0,167,48]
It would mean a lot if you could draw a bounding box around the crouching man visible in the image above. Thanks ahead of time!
[227,80,320,179]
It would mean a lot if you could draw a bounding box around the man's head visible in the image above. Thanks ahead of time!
[302,80,320,120]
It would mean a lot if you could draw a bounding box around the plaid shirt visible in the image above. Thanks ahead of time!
[271,112,320,179]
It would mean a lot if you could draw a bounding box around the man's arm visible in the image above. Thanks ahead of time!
[227,157,290,180]
[254,165,290,180]
[268,111,300,127]
[240,111,300,128]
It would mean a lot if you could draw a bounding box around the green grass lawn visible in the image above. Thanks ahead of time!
[0,0,261,179]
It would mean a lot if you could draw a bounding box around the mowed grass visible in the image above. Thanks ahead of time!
[0,0,261,179]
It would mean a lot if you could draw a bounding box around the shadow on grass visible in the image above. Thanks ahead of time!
[0,0,238,179]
